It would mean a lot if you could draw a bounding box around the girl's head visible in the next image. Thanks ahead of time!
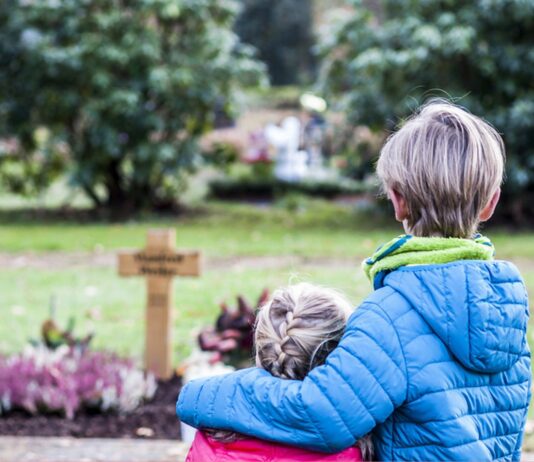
[254,283,353,380]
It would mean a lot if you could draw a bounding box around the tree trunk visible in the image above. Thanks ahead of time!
[104,159,131,216]
[82,183,102,208]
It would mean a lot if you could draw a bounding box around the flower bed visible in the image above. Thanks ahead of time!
[0,345,156,419]
[0,375,182,439]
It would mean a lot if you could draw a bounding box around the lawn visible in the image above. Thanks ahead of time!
[0,200,395,256]
[1,200,534,258]
[2,200,534,361]
[0,263,369,360]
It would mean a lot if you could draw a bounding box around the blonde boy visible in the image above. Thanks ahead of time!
[178,101,531,461]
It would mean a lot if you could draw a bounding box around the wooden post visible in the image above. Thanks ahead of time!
[118,229,201,379]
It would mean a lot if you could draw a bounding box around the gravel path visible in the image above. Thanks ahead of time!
[1,437,533,461]
[0,252,359,270]
[1,251,533,272]
[0,437,189,462]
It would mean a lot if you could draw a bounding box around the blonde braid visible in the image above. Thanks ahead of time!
[254,284,373,460]
[255,283,352,381]
[269,308,300,378]
[215,284,374,460]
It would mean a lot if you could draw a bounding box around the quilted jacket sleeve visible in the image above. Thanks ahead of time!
[177,302,408,453]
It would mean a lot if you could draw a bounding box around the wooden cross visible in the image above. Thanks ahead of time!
[118,229,201,379]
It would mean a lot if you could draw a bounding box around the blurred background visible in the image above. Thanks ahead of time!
[0,0,533,456]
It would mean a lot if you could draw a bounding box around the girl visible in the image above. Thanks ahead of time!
[185,283,371,462]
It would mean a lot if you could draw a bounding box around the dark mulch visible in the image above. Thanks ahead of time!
[0,376,183,440]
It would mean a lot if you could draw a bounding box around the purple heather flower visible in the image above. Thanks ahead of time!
[0,345,156,419]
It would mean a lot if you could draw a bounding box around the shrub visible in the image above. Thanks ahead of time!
[235,0,315,85]
[0,345,156,419]
[0,0,265,212]
[330,125,385,182]
[209,175,366,200]
[319,0,534,222]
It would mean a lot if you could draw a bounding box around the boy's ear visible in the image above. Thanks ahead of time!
[389,188,409,222]
[479,188,501,222]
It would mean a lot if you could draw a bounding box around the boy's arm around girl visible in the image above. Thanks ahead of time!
[177,300,408,453]
[177,258,531,460]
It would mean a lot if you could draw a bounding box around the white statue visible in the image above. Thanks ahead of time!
[265,116,308,182]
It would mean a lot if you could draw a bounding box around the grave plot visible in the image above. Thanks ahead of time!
[0,229,203,440]
[0,375,183,440]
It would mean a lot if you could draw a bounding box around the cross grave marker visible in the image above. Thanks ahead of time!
[118,229,201,379]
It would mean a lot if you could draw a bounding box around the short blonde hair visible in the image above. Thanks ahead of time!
[254,283,352,380]
[376,100,505,238]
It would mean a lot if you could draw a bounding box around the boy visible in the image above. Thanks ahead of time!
[177,101,531,461]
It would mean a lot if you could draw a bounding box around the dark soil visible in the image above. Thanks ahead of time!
[0,376,183,440]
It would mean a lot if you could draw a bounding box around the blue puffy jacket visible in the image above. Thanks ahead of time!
[177,260,531,461]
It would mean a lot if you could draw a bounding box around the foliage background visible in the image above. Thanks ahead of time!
[235,0,315,85]
[320,0,534,222]
[0,0,265,212]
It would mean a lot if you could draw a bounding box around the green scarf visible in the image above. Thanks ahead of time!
[362,234,495,288]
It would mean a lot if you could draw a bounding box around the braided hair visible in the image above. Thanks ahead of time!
[254,283,374,460]
[254,283,352,380]
[208,283,374,459]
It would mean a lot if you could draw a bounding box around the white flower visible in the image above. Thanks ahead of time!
[1,392,11,413]
[83,286,99,298]
[118,368,145,413]
[100,387,118,412]
[144,373,157,400]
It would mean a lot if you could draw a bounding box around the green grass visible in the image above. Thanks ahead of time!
[2,200,534,361]
[0,264,370,362]
[0,201,395,256]
[1,200,534,260]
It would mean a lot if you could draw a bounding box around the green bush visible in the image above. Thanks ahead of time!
[209,175,366,200]
[235,0,315,85]
[320,0,534,222]
[0,0,265,212]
